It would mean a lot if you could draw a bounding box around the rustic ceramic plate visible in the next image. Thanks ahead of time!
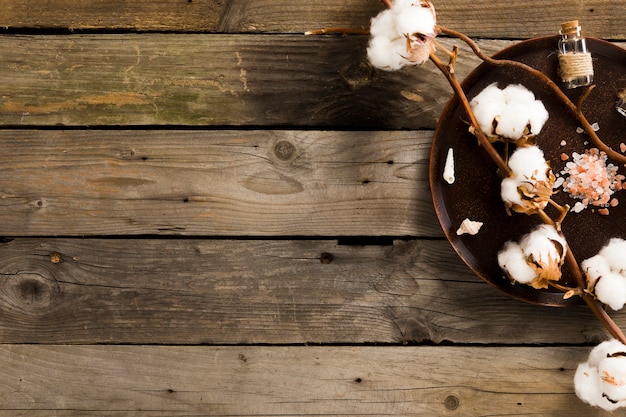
[430,35,626,306]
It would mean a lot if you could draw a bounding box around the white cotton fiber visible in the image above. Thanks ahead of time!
[599,355,626,402]
[367,35,404,71]
[576,340,626,411]
[507,145,547,180]
[497,241,536,284]
[500,177,522,206]
[393,1,436,37]
[469,83,549,140]
[583,238,626,310]
[599,238,626,274]
[575,363,605,409]
[594,272,626,311]
[469,83,505,135]
[581,254,611,287]
[519,224,565,266]
[495,101,531,138]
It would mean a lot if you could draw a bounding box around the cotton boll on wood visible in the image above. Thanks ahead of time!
[366,0,436,70]
[576,340,626,411]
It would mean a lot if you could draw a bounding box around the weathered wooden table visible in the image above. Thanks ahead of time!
[1,1,624,415]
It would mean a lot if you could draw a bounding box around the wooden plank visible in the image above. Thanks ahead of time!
[0,344,609,416]
[0,35,508,128]
[0,129,437,237]
[1,0,624,40]
[0,238,615,344]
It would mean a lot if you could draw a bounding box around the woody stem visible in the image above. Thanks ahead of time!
[429,51,512,176]
[437,25,626,165]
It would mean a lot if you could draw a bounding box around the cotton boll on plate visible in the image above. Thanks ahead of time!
[469,83,548,144]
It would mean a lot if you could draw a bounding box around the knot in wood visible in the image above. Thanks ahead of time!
[444,395,460,410]
[274,140,296,161]
[4,271,60,313]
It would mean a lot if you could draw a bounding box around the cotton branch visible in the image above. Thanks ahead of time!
[428,51,512,177]
[437,25,626,165]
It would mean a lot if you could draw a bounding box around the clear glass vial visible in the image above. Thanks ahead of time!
[558,20,594,89]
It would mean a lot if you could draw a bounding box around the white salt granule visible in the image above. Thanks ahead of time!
[470,83,548,141]
[576,340,626,411]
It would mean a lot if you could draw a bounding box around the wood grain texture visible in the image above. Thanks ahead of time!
[0,238,613,345]
[1,0,624,40]
[0,129,437,236]
[0,345,612,416]
[0,35,505,128]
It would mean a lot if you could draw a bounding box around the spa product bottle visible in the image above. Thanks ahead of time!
[558,20,594,89]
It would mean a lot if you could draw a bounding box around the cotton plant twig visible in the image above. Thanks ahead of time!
[428,51,512,176]
[437,25,626,165]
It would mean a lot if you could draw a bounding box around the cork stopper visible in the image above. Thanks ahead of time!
[560,20,580,35]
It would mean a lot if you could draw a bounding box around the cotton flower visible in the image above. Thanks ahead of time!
[582,238,626,310]
[469,83,549,144]
[500,145,556,216]
[575,339,626,411]
[367,0,437,71]
[497,224,567,289]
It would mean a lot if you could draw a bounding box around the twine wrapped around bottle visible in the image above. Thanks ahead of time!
[558,52,594,82]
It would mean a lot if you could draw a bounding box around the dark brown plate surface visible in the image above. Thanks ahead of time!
[430,35,626,306]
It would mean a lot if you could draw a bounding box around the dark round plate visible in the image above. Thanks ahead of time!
[430,35,626,306]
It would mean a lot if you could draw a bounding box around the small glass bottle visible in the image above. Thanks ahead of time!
[558,20,594,89]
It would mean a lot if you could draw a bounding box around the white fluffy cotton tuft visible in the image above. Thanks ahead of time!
[470,83,549,141]
[500,145,554,212]
[497,224,566,289]
[575,340,626,411]
[583,238,626,310]
[367,0,437,71]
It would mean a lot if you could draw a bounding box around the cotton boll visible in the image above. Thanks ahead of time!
[594,272,626,311]
[575,363,605,409]
[527,99,550,135]
[502,84,536,104]
[393,2,436,39]
[500,177,522,206]
[367,36,405,71]
[588,340,626,367]
[470,83,506,136]
[519,224,565,266]
[581,254,611,288]
[598,355,626,403]
[495,101,531,139]
[576,340,626,411]
[599,238,626,274]
[507,145,548,180]
[497,241,536,284]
